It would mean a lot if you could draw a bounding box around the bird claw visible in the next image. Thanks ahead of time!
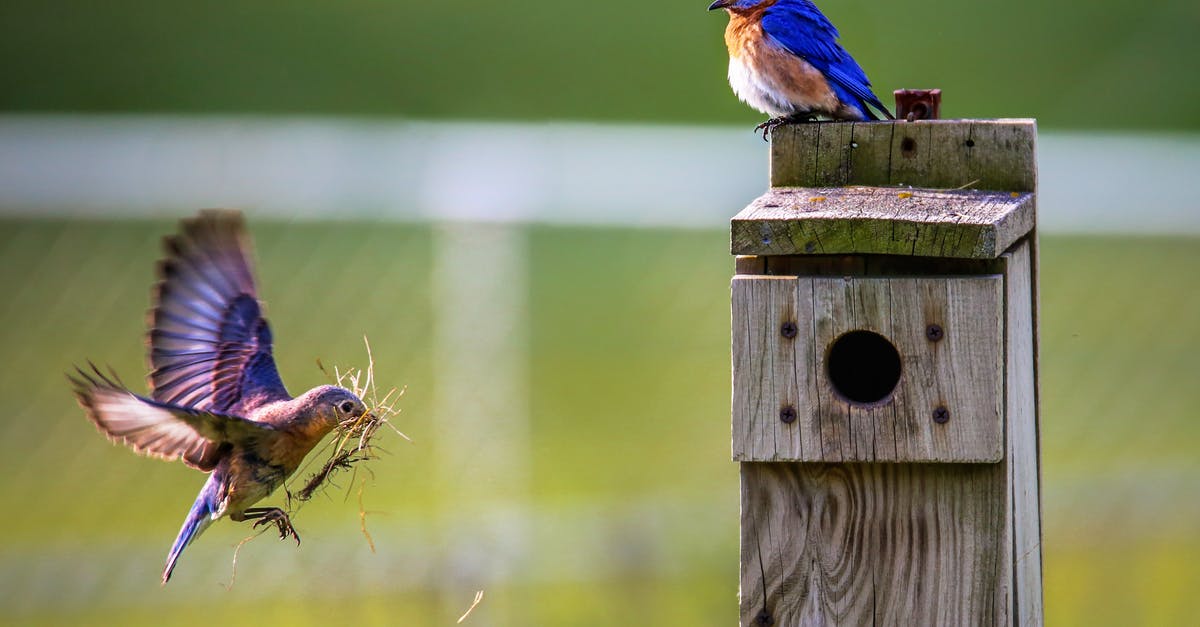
[754,113,820,141]
[754,117,787,141]
[251,508,301,546]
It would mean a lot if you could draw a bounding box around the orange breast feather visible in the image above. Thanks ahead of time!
[725,7,838,114]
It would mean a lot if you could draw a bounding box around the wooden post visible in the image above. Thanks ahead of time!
[731,120,1043,626]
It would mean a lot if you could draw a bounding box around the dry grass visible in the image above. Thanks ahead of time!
[293,336,409,507]
[457,590,485,623]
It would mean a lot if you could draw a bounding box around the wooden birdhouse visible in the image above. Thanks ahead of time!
[730,120,1043,626]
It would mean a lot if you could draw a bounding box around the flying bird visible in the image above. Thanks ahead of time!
[709,0,893,137]
[70,210,370,584]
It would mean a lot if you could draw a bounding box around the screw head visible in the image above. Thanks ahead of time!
[933,406,950,424]
[779,405,797,424]
[926,324,944,342]
[781,321,798,339]
[755,610,774,626]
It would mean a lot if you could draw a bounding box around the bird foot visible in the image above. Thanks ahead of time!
[249,507,301,546]
[754,117,787,141]
[754,113,819,141]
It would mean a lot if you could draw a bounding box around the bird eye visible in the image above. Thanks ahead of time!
[339,401,355,414]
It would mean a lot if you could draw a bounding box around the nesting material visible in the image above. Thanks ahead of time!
[294,338,408,506]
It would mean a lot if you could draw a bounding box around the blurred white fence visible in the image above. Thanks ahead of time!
[1,114,1197,232]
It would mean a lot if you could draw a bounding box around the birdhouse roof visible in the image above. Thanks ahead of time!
[731,186,1035,259]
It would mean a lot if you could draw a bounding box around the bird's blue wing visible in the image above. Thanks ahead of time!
[71,365,276,470]
[761,0,891,119]
[149,211,290,417]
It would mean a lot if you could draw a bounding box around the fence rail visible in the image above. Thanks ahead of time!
[1,114,1197,233]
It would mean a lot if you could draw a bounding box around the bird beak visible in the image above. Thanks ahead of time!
[708,0,733,10]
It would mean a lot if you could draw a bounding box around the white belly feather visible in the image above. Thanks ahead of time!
[727,55,795,118]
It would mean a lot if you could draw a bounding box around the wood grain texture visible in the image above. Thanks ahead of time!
[735,255,767,275]
[770,120,1037,191]
[732,274,1004,463]
[731,186,1035,258]
[740,462,1008,626]
[732,276,811,461]
[1004,241,1044,624]
[733,118,1043,625]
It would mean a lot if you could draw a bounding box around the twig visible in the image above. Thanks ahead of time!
[457,590,485,624]
[222,529,267,591]
[357,477,376,553]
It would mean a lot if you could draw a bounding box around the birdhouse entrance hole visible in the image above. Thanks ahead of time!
[827,330,901,404]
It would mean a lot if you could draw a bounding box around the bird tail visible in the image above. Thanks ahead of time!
[162,477,220,584]
[860,95,894,121]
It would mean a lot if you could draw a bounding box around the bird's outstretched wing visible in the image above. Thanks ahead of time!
[71,365,276,469]
[761,1,892,120]
[149,210,290,418]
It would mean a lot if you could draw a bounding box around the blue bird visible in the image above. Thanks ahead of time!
[70,211,370,584]
[709,0,893,137]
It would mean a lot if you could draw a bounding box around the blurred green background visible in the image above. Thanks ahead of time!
[1,0,1197,129]
[1,0,1198,625]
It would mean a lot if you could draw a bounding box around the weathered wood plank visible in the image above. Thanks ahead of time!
[732,276,815,460]
[731,275,1004,462]
[731,186,1036,258]
[740,463,1008,626]
[1004,241,1044,624]
[770,120,1036,191]
[734,255,766,275]
[812,275,895,462]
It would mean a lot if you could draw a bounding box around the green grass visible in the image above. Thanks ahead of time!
[0,219,1197,624]
[1,0,1197,131]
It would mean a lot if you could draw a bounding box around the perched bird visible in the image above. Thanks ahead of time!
[709,0,893,137]
[70,210,370,584]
